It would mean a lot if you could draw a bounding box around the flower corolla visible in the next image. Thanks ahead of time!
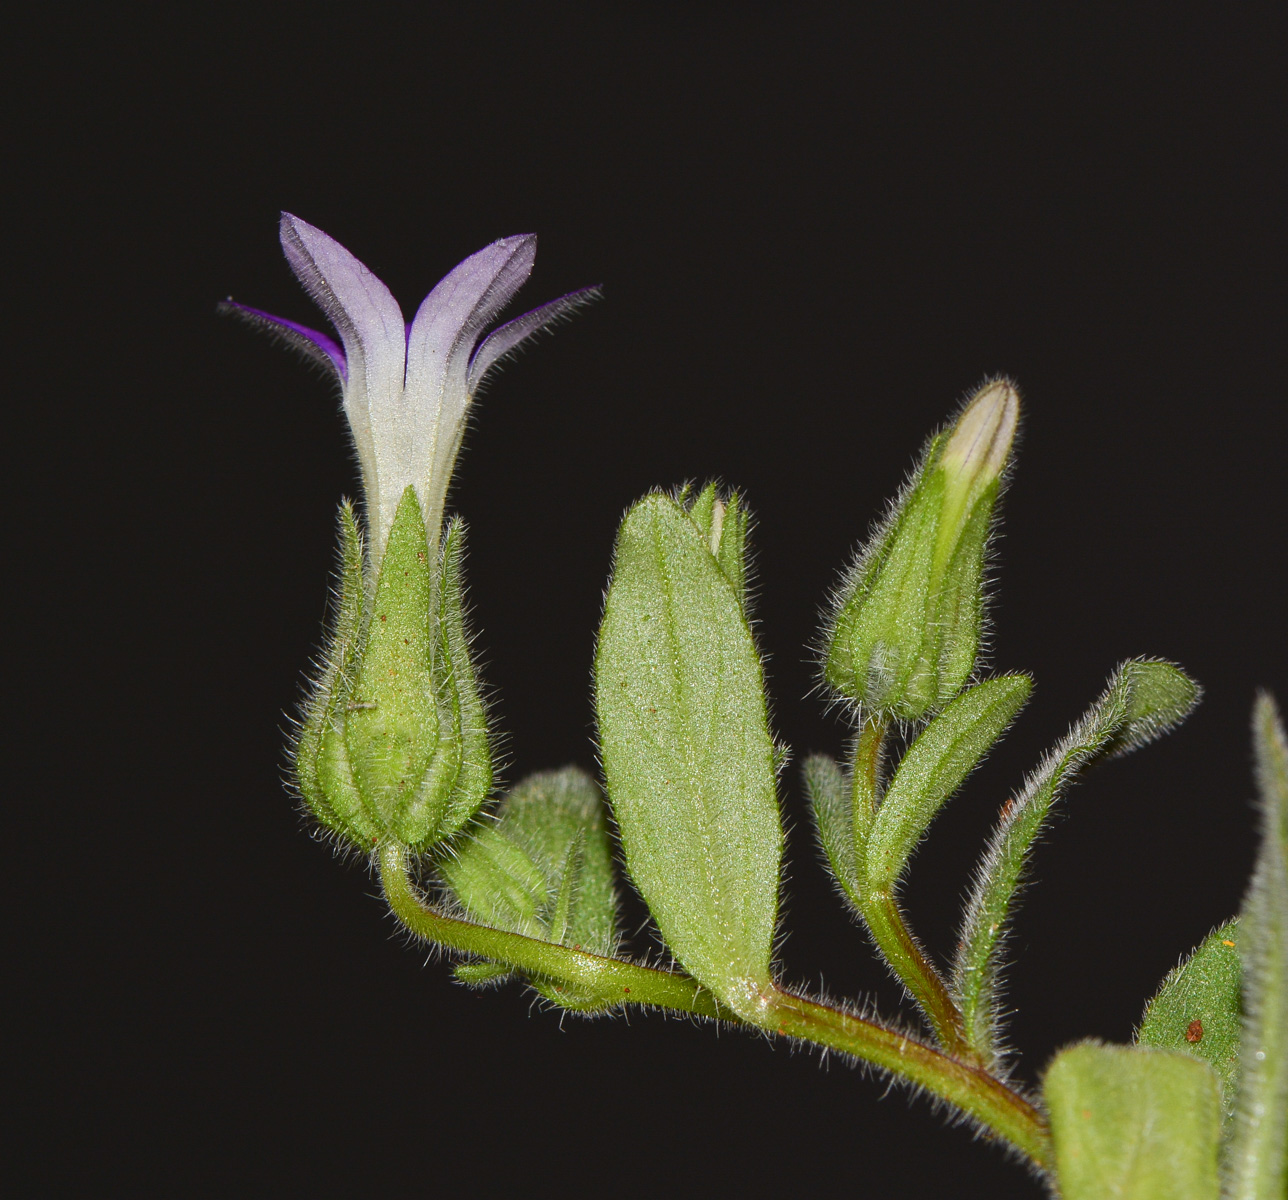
[223,213,597,561]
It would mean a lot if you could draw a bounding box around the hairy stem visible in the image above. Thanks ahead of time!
[378,842,1052,1171]
[379,842,722,1015]
[852,718,972,1058]
[763,988,1051,1170]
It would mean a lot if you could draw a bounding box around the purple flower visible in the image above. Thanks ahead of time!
[223,214,597,559]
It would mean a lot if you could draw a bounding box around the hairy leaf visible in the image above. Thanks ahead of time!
[805,752,857,901]
[953,659,1200,1067]
[1046,1042,1221,1200]
[596,493,782,1015]
[1224,695,1288,1200]
[1137,920,1242,1123]
[866,675,1031,892]
[439,767,619,1009]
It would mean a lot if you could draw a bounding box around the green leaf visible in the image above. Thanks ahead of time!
[595,492,783,1016]
[1136,920,1242,1123]
[438,767,620,1010]
[805,752,856,902]
[952,659,1200,1067]
[439,767,618,953]
[1045,1042,1222,1200]
[865,675,1031,892]
[1224,694,1288,1200]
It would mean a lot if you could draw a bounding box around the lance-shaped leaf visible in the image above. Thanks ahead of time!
[1045,1042,1222,1200]
[952,659,1200,1068]
[438,767,619,1010]
[1136,920,1242,1124]
[808,677,1029,1053]
[1224,694,1288,1200]
[595,492,783,1017]
[866,675,1031,893]
[806,752,857,903]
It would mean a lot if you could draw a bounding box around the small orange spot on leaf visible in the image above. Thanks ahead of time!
[1186,1018,1204,1043]
[1222,939,1236,947]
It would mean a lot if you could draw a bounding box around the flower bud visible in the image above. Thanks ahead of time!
[293,487,492,851]
[823,380,1019,721]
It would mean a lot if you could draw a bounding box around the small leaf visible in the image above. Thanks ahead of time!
[1224,694,1288,1200]
[1045,1042,1222,1200]
[596,492,783,1016]
[438,766,618,957]
[1105,659,1203,758]
[865,675,1031,892]
[952,658,1200,1067]
[805,752,857,903]
[453,961,512,987]
[1136,920,1242,1123]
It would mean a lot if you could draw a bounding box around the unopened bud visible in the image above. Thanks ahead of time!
[823,381,1020,720]
[293,488,492,851]
[686,482,749,609]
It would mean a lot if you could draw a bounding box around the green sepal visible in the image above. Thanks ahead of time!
[432,517,493,838]
[684,482,750,610]
[865,674,1031,893]
[1136,920,1242,1124]
[1224,695,1288,1200]
[437,768,620,1010]
[1045,1042,1222,1200]
[952,659,1200,1067]
[293,501,383,847]
[686,481,719,543]
[715,492,748,608]
[343,487,443,842]
[596,492,783,1017]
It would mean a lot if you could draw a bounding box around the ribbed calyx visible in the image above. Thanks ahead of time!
[293,487,491,851]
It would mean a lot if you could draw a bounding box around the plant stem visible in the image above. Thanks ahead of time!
[378,842,1053,1172]
[379,842,724,1016]
[762,988,1051,1170]
[851,718,973,1059]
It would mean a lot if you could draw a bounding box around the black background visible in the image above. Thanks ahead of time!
[16,7,1286,1196]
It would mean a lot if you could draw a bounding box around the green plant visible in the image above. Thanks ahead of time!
[227,217,1287,1198]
